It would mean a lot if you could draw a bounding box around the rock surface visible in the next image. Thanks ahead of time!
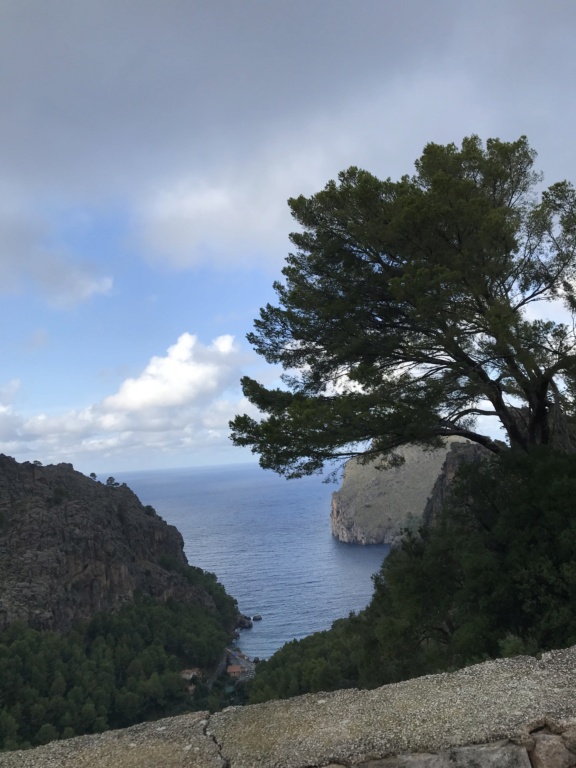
[6,646,576,767]
[422,441,491,527]
[0,455,223,632]
[0,714,224,768]
[331,439,467,545]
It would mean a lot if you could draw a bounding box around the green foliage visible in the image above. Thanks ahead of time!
[248,618,362,703]
[248,448,576,702]
[157,555,237,629]
[0,594,234,752]
[231,136,576,477]
[357,448,576,683]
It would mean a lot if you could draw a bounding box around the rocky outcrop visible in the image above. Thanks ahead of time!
[6,645,576,767]
[423,440,491,527]
[0,454,229,632]
[331,439,467,545]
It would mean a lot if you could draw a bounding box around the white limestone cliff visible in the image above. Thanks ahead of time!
[330,438,467,545]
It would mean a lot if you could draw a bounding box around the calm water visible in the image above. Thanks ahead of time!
[117,463,389,660]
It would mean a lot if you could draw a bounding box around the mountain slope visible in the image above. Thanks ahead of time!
[0,455,234,632]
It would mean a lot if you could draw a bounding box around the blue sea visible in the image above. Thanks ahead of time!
[117,463,389,660]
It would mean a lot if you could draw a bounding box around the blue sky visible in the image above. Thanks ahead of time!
[0,0,575,474]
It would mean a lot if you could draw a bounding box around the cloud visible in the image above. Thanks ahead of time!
[0,333,262,471]
[0,382,26,443]
[135,68,499,270]
[139,161,297,269]
[38,264,112,308]
[0,1,456,195]
[136,115,374,270]
[1,2,575,278]
[103,333,240,411]
[0,380,21,402]
[0,200,112,306]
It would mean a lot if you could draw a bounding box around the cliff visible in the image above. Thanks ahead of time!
[331,438,467,545]
[423,440,491,527]
[4,645,576,767]
[0,454,228,632]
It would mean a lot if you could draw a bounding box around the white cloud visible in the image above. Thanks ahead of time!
[0,382,24,442]
[0,379,21,402]
[103,333,240,411]
[0,333,262,471]
[139,163,295,269]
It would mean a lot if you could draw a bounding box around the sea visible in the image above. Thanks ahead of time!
[116,462,390,660]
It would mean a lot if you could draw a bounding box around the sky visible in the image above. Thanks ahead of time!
[0,0,575,475]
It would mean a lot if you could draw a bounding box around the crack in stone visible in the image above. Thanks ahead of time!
[203,714,230,768]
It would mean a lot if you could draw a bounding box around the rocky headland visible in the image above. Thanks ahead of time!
[330,438,479,545]
[0,454,235,632]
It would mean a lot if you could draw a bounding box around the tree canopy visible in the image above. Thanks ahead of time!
[231,135,576,477]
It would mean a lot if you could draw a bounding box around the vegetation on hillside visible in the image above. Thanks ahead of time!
[248,448,576,702]
[0,588,236,751]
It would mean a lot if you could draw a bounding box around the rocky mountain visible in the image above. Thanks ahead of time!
[331,438,471,545]
[0,454,233,632]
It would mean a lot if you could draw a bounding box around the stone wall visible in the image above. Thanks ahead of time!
[5,645,576,767]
